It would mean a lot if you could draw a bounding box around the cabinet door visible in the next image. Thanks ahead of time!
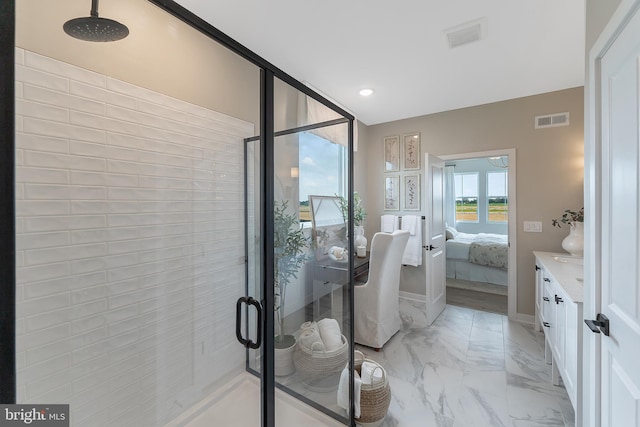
[542,278,554,337]
[562,297,579,407]
[535,264,544,328]
[552,283,566,373]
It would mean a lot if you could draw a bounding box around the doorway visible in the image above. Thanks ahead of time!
[440,149,517,319]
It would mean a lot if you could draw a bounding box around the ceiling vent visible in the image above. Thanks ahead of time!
[535,112,570,129]
[445,18,487,49]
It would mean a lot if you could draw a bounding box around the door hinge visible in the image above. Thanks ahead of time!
[585,313,610,336]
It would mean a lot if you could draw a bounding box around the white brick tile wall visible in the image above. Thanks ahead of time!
[16,51,252,427]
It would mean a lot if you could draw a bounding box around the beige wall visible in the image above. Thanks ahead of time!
[16,0,260,126]
[361,87,584,316]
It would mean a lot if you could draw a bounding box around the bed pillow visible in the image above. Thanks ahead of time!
[445,226,459,240]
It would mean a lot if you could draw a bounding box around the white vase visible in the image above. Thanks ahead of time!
[562,222,584,257]
[354,225,367,255]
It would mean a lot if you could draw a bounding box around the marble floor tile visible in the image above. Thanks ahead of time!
[368,299,575,427]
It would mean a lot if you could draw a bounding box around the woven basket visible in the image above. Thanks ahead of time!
[356,357,391,426]
[293,334,348,389]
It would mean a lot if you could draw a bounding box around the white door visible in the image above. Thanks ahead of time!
[592,2,640,425]
[425,153,446,324]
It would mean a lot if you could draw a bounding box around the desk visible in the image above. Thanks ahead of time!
[312,253,370,320]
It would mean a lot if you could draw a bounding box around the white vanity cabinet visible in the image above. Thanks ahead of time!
[533,251,583,424]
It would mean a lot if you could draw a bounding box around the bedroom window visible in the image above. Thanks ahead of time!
[454,172,479,222]
[487,171,508,223]
[298,132,346,223]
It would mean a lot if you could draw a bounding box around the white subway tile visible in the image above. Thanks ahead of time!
[26,375,73,402]
[18,324,70,351]
[15,150,24,167]
[15,47,25,65]
[107,187,160,201]
[70,325,109,349]
[16,66,69,93]
[25,243,107,266]
[137,99,187,123]
[70,110,139,135]
[15,81,23,99]
[16,200,70,217]
[70,201,139,215]
[24,150,106,172]
[68,354,108,379]
[106,279,139,296]
[16,99,69,123]
[70,170,139,187]
[70,81,137,109]
[25,51,106,87]
[23,118,106,144]
[24,307,72,333]
[108,287,157,310]
[16,133,69,154]
[24,215,106,232]
[107,105,168,130]
[16,167,69,184]
[71,299,108,320]
[106,78,164,103]
[16,262,69,285]
[72,366,110,394]
[16,116,23,132]
[16,252,24,267]
[25,184,106,200]
[17,231,69,250]
[69,229,108,245]
[24,84,105,115]
[138,176,192,190]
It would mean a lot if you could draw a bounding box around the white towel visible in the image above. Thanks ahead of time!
[337,367,362,418]
[361,360,384,385]
[300,321,318,332]
[401,215,422,267]
[298,328,325,351]
[318,318,342,352]
[381,215,399,233]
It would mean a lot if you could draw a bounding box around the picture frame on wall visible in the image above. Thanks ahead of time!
[404,174,420,210]
[383,136,400,172]
[384,175,400,210]
[403,133,420,170]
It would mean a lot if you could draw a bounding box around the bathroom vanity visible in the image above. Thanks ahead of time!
[533,251,583,424]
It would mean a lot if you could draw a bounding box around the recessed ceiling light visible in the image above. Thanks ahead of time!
[359,89,374,97]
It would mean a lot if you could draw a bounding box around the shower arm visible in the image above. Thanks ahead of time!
[90,0,99,18]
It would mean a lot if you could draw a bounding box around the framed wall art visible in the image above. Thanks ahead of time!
[403,174,420,210]
[403,133,420,170]
[383,136,400,172]
[384,175,400,210]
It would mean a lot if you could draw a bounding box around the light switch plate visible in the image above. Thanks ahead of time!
[524,221,542,232]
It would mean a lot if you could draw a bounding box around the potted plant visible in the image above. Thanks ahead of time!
[552,207,584,256]
[337,193,368,256]
[274,200,309,376]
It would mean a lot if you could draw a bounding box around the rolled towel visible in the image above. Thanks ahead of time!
[300,321,318,332]
[361,360,384,385]
[298,327,325,351]
[318,318,342,352]
[337,367,362,418]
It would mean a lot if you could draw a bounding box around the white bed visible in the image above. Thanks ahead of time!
[445,230,508,287]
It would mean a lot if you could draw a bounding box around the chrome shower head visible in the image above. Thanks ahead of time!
[63,0,129,42]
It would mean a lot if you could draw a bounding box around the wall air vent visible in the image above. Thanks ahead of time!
[535,112,570,129]
[445,18,487,49]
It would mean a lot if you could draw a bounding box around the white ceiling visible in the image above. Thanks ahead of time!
[174,0,585,125]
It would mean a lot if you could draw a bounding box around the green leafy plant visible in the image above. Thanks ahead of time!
[552,207,584,228]
[274,200,310,347]
[337,192,366,226]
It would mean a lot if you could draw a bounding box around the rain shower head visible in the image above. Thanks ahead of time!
[64,0,129,42]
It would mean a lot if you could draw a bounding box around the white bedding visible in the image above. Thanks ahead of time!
[446,232,508,269]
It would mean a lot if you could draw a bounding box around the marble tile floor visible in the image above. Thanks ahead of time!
[356,299,575,427]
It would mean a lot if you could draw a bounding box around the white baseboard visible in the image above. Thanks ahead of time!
[399,291,426,302]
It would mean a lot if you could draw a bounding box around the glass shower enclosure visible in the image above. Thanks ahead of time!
[6,1,356,426]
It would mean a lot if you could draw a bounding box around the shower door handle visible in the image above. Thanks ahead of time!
[235,296,263,349]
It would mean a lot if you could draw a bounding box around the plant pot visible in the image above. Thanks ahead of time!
[562,222,584,257]
[275,334,296,377]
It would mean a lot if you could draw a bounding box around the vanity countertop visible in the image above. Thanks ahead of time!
[533,251,584,303]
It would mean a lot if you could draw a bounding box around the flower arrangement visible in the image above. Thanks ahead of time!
[552,207,584,228]
[337,192,366,226]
